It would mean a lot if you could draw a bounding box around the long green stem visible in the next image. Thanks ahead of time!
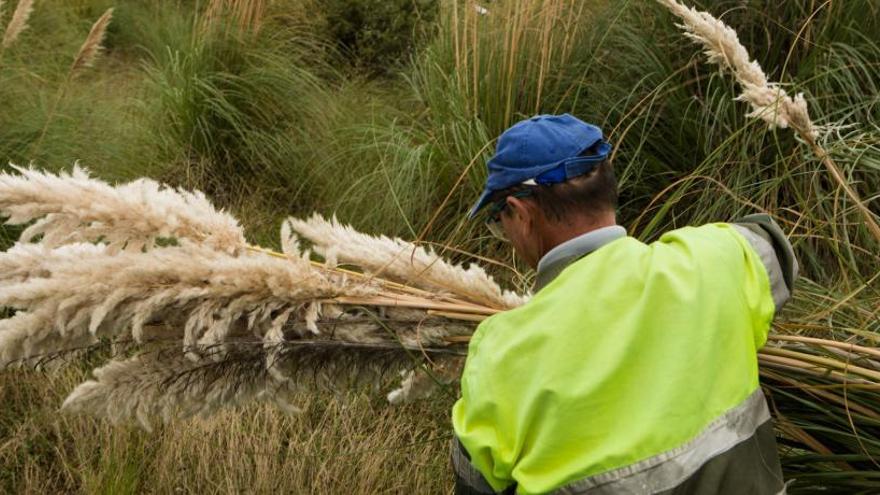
[30,72,72,155]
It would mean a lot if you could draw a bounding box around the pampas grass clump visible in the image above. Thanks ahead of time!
[0,166,496,427]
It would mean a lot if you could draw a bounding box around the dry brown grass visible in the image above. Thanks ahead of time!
[70,8,113,72]
[0,366,455,494]
[203,0,267,36]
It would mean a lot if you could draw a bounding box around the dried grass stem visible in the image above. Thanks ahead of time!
[1,0,32,49]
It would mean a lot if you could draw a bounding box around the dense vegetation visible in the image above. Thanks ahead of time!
[1,0,878,492]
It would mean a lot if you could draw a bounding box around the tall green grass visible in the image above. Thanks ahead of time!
[0,1,159,181]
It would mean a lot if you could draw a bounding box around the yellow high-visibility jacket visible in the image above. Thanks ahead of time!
[452,217,796,495]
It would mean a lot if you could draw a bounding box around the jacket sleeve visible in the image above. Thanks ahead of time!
[729,214,799,313]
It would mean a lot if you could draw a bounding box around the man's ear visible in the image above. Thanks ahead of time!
[506,195,535,228]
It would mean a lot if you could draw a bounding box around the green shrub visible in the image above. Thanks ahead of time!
[323,0,438,74]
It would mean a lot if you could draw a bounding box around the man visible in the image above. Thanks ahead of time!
[452,114,796,494]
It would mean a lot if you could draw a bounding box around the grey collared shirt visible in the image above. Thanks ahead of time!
[534,225,627,291]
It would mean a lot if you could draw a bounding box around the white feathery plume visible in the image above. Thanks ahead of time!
[387,369,437,405]
[0,242,104,283]
[60,317,472,426]
[0,241,381,365]
[0,165,247,253]
[279,218,301,258]
[61,348,288,431]
[59,334,469,428]
[1,0,32,49]
[31,9,114,153]
[62,335,456,429]
[70,8,113,72]
[387,357,465,405]
[286,214,528,309]
[264,307,295,384]
[655,0,816,139]
[657,0,880,243]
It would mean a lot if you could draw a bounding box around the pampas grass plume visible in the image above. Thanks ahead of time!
[287,214,528,309]
[1,0,33,49]
[0,164,248,253]
[71,7,112,72]
[655,0,816,138]
[657,0,880,243]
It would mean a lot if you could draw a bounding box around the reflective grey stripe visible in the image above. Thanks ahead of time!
[732,225,791,312]
[452,437,497,494]
[553,388,772,495]
[735,214,799,291]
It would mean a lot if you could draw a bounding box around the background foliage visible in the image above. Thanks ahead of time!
[1,0,879,492]
[324,0,438,72]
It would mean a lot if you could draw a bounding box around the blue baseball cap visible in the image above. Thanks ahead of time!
[468,114,611,219]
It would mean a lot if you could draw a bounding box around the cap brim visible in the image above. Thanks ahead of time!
[468,189,494,220]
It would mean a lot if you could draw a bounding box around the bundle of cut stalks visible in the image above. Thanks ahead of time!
[0,165,525,428]
[0,166,876,441]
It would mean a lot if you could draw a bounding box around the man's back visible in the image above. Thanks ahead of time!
[452,223,788,494]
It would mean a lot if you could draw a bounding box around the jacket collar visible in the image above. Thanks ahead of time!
[534,225,627,291]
